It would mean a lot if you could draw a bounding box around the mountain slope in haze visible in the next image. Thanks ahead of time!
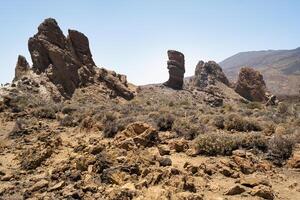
[219,47,300,96]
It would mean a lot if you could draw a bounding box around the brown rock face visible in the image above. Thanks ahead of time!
[24,18,134,100]
[28,18,95,98]
[14,55,30,81]
[164,50,185,89]
[234,67,267,102]
[192,61,229,88]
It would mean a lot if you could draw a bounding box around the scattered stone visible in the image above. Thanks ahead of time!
[250,185,275,199]
[48,181,65,191]
[30,179,49,192]
[288,145,300,168]
[174,192,204,200]
[232,156,255,174]
[240,175,270,188]
[158,144,170,156]
[219,166,233,177]
[157,156,172,167]
[225,184,246,195]
[1,173,14,181]
[116,122,159,149]
[232,149,246,158]
[169,140,188,153]
[108,188,135,200]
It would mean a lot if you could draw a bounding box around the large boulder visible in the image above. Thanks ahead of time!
[234,67,267,102]
[163,50,185,89]
[191,61,229,88]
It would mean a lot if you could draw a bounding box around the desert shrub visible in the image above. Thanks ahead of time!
[60,115,78,127]
[195,133,268,156]
[102,112,124,138]
[246,102,263,110]
[156,114,174,131]
[277,102,288,114]
[103,112,118,122]
[172,119,200,140]
[240,134,268,151]
[103,121,119,138]
[195,133,240,156]
[224,114,262,132]
[80,116,97,131]
[267,134,295,166]
[62,105,78,114]
[9,118,30,138]
[34,106,56,119]
[213,115,225,129]
[223,104,234,112]
[263,122,276,135]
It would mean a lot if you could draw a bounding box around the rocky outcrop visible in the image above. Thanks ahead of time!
[163,50,185,89]
[192,61,230,88]
[13,18,134,100]
[14,55,30,81]
[28,18,95,98]
[234,67,267,102]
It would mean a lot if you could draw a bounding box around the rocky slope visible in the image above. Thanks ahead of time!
[219,48,300,96]
[0,19,299,200]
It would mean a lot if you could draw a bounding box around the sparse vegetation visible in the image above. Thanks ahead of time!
[60,115,78,127]
[156,114,174,131]
[195,133,268,156]
[102,112,124,138]
[172,118,200,140]
[34,106,56,119]
[213,114,262,132]
[267,134,296,166]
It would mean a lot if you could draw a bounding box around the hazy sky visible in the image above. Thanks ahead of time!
[0,0,299,85]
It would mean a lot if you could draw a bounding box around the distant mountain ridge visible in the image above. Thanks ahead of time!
[219,47,300,96]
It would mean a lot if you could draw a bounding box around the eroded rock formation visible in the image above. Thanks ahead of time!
[13,18,134,100]
[192,61,230,88]
[234,67,267,102]
[28,18,96,98]
[14,55,30,81]
[163,50,185,89]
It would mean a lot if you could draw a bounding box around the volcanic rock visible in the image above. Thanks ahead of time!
[234,67,267,102]
[28,18,95,98]
[191,60,230,88]
[225,184,246,195]
[14,55,30,81]
[164,50,185,89]
[12,18,134,100]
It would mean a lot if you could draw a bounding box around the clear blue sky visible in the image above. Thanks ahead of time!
[0,0,299,85]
